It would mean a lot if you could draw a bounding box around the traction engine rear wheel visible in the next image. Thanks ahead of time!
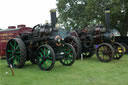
[60,43,76,66]
[96,43,114,62]
[36,45,55,71]
[6,38,27,68]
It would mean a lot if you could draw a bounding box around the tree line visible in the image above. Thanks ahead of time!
[57,0,128,36]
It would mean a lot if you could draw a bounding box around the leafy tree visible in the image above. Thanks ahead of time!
[57,0,128,36]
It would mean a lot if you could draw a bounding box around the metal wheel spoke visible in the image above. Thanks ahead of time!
[71,41,74,45]
[64,60,68,64]
[39,52,43,58]
[62,59,65,63]
[15,55,20,63]
[15,45,19,50]
[8,50,14,53]
[41,61,49,68]
[12,58,16,65]
[43,48,46,56]
[67,56,73,60]
[115,54,118,58]
[9,56,15,61]
[104,55,108,60]
[66,60,69,64]
[68,59,72,63]
[15,51,20,54]
[14,41,17,49]
[40,59,45,65]
[45,49,50,57]
[102,54,105,59]
[13,58,18,65]
[40,48,45,56]
[64,49,72,54]
[10,42,14,49]
[46,60,52,64]
[72,43,76,46]
[43,62,48,67]
[98,51,103,55]
[99,53,103,58]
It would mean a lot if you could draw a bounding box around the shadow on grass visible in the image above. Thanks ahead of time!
[22,61,73,72]
[83,56,100,63]
[53,64,71,72]
[23,63,36,68]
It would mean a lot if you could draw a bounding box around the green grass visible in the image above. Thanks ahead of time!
[0,55,128,85]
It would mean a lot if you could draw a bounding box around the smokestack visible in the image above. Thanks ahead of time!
[105,8,110,31]
[50,9,57,28]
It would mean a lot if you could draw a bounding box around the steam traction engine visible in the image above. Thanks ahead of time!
[69,9,124,62]
[6,10,76,71]
[85,9,124,62]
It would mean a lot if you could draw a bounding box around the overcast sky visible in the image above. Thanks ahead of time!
[0,0,56,29]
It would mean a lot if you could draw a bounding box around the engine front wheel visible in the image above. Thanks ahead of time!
[36,45,55,71]
[60,43,76,66]
[96,43,114,62]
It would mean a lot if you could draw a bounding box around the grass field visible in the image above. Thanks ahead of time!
[0,55,128,85]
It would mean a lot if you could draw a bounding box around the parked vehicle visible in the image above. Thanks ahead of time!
[6,10,76,71]
[68,9,124,62]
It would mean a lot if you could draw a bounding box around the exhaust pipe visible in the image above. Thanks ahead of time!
[50,9,57,28]
[105,8,110,31]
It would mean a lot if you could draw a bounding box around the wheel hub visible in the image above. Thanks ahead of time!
[42,56,47,60]
[102,51,108,55]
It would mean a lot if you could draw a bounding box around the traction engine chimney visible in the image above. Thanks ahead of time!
[105,8,110,31]
[50,9,57,28]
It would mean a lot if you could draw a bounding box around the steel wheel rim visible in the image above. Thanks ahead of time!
[61,45,74,64]
[98,45,112,61]
[37,47,53,69]
[7,40,21,66]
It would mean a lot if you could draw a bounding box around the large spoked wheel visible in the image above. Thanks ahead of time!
[64,36,82,58]
[6,38,26,68]
[79,33,93,48]
[112,42,124,60]
[60,43,76,66]
[96,43,114,62]
[36,45,55,71]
